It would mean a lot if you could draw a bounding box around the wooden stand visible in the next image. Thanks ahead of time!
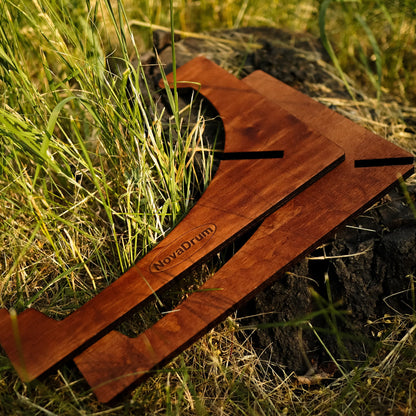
[73,58,414,402]
[0,58,344,382]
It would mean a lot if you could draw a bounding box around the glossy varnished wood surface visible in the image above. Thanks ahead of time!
[0,58,343,382]
[74,64,414,403]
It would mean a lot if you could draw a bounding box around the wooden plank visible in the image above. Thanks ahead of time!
[0,58,343,382]
[74,66,414,403]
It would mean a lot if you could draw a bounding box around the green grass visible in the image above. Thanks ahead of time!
[1,0,416,414]
[121,0,416,103]
[0,0,214,311]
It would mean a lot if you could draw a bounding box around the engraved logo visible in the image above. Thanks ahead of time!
[150,224,217,273]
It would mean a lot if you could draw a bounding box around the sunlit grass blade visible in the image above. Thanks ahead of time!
[318,0,355,99]
[354,13,383,100]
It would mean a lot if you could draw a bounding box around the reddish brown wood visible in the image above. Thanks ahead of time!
[74,64,414,403]
[0,58,343,382]
[160,57,314,154]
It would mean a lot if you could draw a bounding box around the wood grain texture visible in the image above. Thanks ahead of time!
[161,57,314,154]
[74,63,414,403]
[0,58,343,382]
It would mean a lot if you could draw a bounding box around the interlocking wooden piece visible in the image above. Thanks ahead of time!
[74,61,414,403]
[0,58,344,382]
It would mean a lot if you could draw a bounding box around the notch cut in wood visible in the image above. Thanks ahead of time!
[354,157,414,167]
[218,150,284,160]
